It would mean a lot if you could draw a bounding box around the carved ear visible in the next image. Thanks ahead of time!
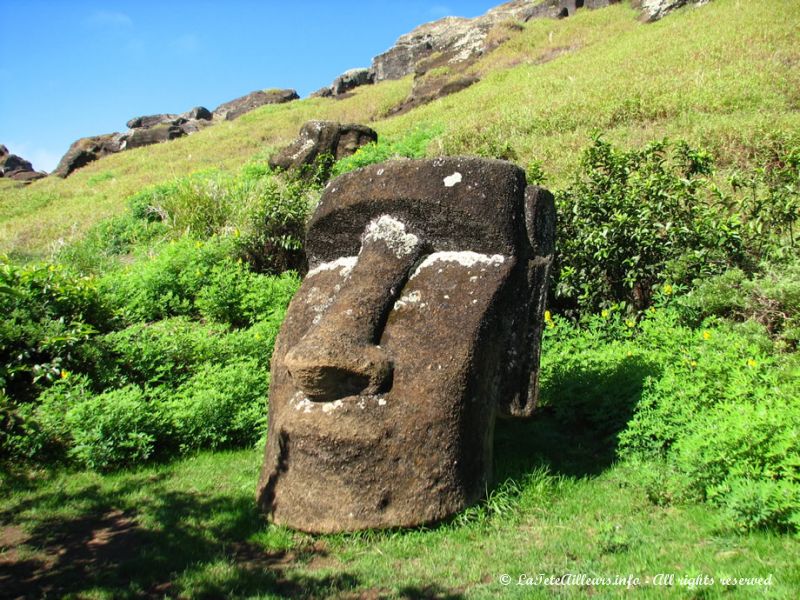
[497,185,557,419]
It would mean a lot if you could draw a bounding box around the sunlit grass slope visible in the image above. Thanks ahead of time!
[2,0,799,259]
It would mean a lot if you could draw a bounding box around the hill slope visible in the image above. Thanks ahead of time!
[1,0,798,259]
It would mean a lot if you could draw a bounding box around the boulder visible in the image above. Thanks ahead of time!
[0,146,47,181]
[52,133,126,178]
[257,157,556,532]
[269,121,377,178]
[331,68,375,96]
[1,153,33,174]
[126,113,183,129]
[5,169,47,182]
[635,0,709,21]
[181,106,212,121]
[125,123,186,149]
[213,88,299,121]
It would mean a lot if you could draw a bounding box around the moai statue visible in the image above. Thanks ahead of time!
[257,157,555,533]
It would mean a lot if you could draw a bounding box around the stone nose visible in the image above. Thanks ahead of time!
[285,216,423,401]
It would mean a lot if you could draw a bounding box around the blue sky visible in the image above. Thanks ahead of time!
[0,1,501,172]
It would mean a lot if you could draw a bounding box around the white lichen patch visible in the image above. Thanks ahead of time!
[307,256,358,278]
[290,392,315,413]
[322,399,345,413]
[443,172,462,187]
[394,290,422,310]
[363,215,420,258]
[410,251,505,279]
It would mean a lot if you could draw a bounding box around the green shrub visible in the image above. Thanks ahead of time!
[0,259,112,401]
[100,237,233,322]
[100,317,229,387]
[677,259,800,349]
[541,303,799,533]
[553,137,744,313]
[126,165,311,274]
[64,385,165,470]
[166,359,269,452]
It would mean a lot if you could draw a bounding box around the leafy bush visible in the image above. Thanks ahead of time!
[126,165,311,274]
[553,137,744,313]
[541,303,800,533]
[100,238,234,322]
[677,259,800,349]
[0,259,113,401]
[165,359,269,452]
[63,385,165,470]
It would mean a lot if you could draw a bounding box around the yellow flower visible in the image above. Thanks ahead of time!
[663,283,673,295]
[601,309,609,318]
[690,361,698,368]
[626,319,636,328]
[544,310,552,322]
[60,370,69,379]
[747,359,757,368]
[702,330,711,341]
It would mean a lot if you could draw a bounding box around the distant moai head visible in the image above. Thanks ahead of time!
[257,157,555,533]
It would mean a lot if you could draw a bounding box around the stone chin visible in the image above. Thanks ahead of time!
[257,157,555,533]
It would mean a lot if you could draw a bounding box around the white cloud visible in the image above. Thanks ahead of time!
[86,10,133,29]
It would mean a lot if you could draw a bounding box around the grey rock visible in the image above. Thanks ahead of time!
[257,157,556,532]
[269,121,377,179]
[331,68,375,96]
[52,133,126,178]
[635,0,709,21]
[126,113,184,129]
[125,123,186,149]
[213,88,299,121]
[182,106,212,121]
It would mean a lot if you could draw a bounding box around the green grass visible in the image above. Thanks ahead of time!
[2,436,796,598]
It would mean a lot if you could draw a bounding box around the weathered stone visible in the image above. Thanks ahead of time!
[269,121,377,178]
[52,133,126,178]
[126,113,183,129]
[213,89,299,121]
[634,0,709,21]
[257,157,556,533]
[5,169,47,182]
[125,123,186,149]
[1,153,33,175]
[331,68,375,95]
[182,106,212,121]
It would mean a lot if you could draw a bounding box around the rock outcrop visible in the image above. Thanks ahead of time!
[370,1,618,83]
[0,145,47,182]
[257,157,556,532]
[269,121,377,179]
[213,89,299,121]
[52,134,127,178]
[313,68,376,98]
[635,0,709,21]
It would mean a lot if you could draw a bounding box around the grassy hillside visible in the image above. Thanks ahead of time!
[2,0,798,259]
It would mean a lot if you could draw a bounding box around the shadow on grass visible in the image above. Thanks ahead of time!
[0,474,359,599]
[494,355,659,481]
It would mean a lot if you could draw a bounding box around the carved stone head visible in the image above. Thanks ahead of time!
[257,157,555,533]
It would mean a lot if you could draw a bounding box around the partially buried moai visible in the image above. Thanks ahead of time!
[257,157,556,533]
